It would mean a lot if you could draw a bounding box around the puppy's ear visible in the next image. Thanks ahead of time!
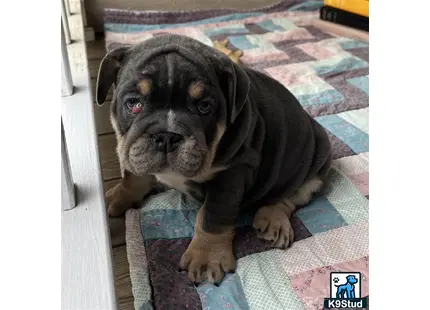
[217,59,250,124]
[96,46,130,106]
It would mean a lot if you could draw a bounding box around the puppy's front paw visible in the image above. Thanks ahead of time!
[179,237,236,285]
[105,184,138,217]
[253,205,294,249]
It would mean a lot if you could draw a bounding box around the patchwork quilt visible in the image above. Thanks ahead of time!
[104,1,369,309]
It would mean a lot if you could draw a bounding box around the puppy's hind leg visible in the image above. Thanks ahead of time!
[289,177,323,206]
[253,177,323,249]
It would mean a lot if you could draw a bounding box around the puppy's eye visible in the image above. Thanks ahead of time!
[197,101,211,115]
[125,98,142,113]
[125,98,140,108]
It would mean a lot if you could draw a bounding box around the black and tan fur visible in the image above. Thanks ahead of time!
[96,34,332,285]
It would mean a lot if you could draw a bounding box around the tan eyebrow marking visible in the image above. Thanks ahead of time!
[138,78,152,96]
[188,81,205,99]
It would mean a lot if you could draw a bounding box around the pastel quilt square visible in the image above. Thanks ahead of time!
[349,172,369,196]
[140,209,197,240]
[237,251,305,309]
[267,66,345,106]
[347,75,369,95]
[140,189,200,213]
[340,40,369,50]
[313,55,368,76]
[323,168,369,225]
[241,48,289,64]
[337,108,369,134]
[316,114,369,154]
[291,215,313,242]
[245,34,277,50]
[255,19,285,32]
[140,209,255,241]
[139,191,260,241]
[264,27,314,42]
[278,222,369,276]
[270,17,299,31]
[285,78,345,106]
[265,63,315,87]
[228,35,260,50]
[296,196,347,234]
[296,42,336,60]
[196,273,250,310]
[204,25,249,37]
[332,153,369,196]
[332,153,369,176]
[325,130,356,159]
[295,89,344,106]
[286,77,333,95]
[144,238,202,309]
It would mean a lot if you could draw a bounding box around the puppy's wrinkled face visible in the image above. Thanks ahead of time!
[112,53,221,178]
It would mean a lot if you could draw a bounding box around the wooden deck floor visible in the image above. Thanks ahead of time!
[85,37,134,310]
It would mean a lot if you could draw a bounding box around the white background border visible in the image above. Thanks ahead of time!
[1,0,430,308]
[370,0,430,308]
[0,1,59,309]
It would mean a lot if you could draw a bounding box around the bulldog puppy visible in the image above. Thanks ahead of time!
[96,34,332,285]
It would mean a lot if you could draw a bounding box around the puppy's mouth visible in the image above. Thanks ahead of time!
[126,133,207,177]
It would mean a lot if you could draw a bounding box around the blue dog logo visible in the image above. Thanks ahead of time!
[334,275,358,299]
[324,272,368,308]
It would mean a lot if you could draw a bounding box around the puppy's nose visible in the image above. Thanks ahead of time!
[152,132,184,153]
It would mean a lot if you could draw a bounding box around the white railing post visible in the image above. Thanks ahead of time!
[61,24,73,97]
[61,0,72,44]
[64,0,71,16]
[61,11,75,210]
[80,0,88,27]
[61,118,77,211]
